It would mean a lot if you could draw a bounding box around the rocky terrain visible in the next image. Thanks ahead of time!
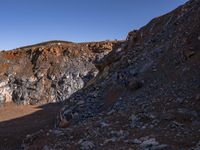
[0,40,123,105]
[0,0,200,150]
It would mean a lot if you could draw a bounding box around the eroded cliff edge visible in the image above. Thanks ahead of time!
[0,40,124,105]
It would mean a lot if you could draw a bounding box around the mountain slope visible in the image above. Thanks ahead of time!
[23,0,200,149]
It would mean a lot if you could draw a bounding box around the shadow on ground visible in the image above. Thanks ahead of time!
[0,103,63,150]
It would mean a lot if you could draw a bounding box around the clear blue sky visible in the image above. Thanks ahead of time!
[0,0,187,50]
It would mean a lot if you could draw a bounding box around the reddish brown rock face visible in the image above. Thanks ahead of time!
[0,40,123,105]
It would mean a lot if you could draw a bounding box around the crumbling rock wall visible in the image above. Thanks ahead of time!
[0,41,123,105]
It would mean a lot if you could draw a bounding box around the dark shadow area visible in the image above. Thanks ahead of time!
[0,103,63,150]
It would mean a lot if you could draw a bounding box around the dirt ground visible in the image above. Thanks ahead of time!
[0,102,62,150]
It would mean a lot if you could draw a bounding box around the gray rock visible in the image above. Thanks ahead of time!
[0,93,5,104]
[140,138,159,148]
[80,140,95,150]
[130,114,141,128]
[42,145,54,150]
[131,139,142,144]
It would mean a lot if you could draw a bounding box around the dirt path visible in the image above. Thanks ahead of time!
[0,102,62,150]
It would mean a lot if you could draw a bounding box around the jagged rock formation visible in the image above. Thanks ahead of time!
[0,40,123,105]
[22,0,200,149]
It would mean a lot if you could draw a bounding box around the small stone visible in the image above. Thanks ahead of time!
[176,97,184,103]
[129,114,141,128]
[131,139,142,144]
[26,134,31,138]
[127,59,132,64]
[107,109,115,115]
[153,68,157,72]
[116,48,122,52]
[42,145,54,150]
[103,137,116,144]
[100,121,110,128]
[0,94,6,104]
[52,130,64,136]
[141,125,147,129]
[185,50,195,58]
[129,69,138,76]
[80,141,94,150]
[77,100,85,105]
[140,138,159,148]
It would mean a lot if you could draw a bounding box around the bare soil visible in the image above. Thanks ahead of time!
[0,102,62,150]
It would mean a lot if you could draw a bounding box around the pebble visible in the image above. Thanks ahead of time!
[80,140,95,150]
[140,138,159,148]
[131,139,142,144]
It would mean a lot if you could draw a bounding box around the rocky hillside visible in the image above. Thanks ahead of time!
[22,0,200,150]
[0,40,123,105]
